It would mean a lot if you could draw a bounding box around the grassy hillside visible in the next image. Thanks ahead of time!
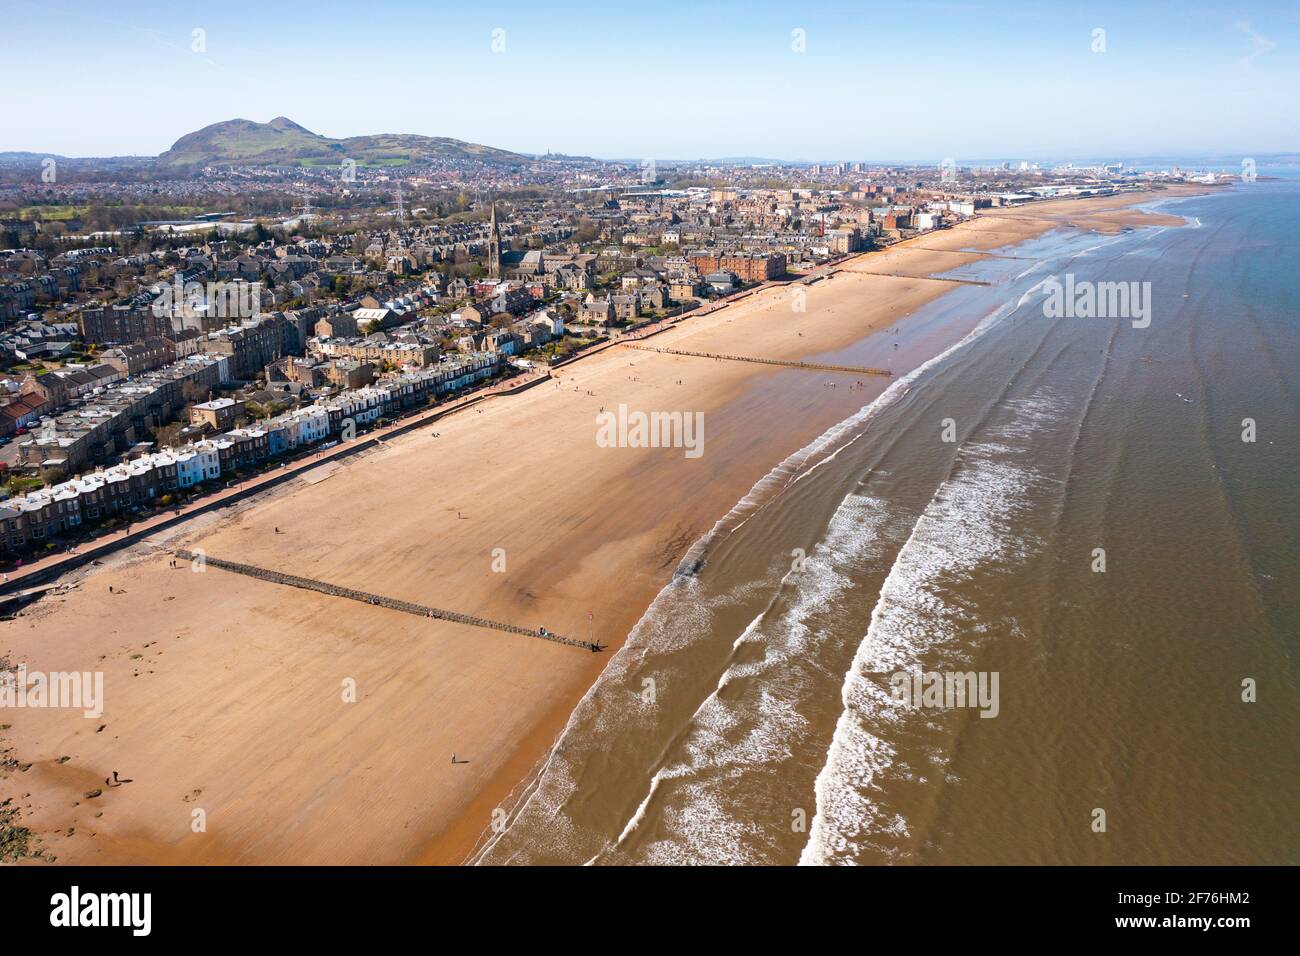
[157,117,526,169]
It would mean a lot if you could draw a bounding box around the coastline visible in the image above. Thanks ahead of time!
[0,185,1206,866]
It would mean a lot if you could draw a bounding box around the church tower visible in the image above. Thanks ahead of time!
[487,201,502,280]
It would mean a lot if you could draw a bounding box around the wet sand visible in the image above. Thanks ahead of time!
[0,187,1203,865]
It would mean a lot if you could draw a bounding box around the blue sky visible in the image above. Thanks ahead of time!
[4,0,1297,161]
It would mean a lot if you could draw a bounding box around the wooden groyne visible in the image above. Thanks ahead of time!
[907,246,1039,261]
[173,551,600,652]
[621,344,892,378]
[847,270,992,286]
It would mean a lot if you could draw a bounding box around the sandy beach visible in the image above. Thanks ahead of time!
[0,187,1204,865]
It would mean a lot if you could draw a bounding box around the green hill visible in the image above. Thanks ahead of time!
[157,117,527,169]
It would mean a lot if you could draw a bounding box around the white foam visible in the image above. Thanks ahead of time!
[799,395,1062,865]
[473,259,1065,865]
[608,494,897,864]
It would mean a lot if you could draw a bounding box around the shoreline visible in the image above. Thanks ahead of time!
[0,185,1206,866]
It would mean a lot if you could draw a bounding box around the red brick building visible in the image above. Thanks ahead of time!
[688,252,787,284]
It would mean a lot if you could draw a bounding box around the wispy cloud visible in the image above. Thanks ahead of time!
[1234,20,1276,67]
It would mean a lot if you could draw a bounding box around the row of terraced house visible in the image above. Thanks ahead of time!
[0,351,501,554]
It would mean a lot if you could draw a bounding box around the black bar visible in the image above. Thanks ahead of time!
[0,865,1281,942]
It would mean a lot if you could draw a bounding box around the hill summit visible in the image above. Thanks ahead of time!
[157,117,526,169]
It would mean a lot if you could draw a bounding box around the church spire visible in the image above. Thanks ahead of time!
[487,199,502,280]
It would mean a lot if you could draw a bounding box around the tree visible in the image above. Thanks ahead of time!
[182,380,210,404]
[151,422,186,447]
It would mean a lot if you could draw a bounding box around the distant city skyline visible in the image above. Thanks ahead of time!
[4,0,1298,159]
